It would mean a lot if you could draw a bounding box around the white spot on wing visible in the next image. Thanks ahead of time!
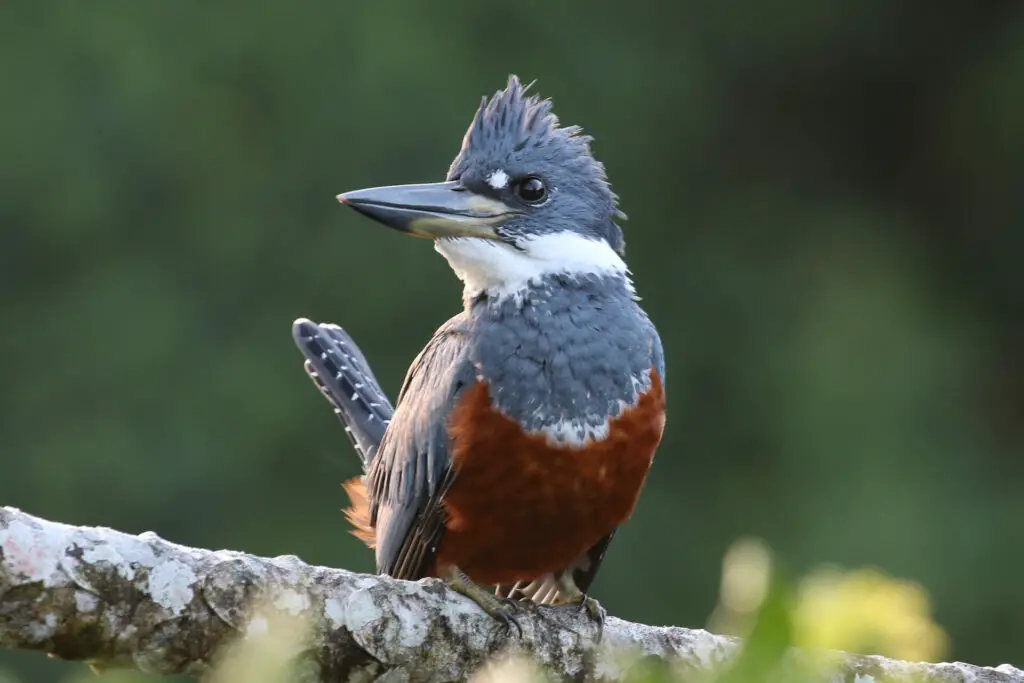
[486,169,509,190]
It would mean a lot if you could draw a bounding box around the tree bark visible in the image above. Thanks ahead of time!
[0,506,1020,682]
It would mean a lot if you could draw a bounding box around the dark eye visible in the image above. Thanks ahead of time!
[516,176,547,204]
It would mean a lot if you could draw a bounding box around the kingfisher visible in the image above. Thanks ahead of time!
[292,75,666,630]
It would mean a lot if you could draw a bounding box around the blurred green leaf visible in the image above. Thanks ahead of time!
[713,574,795,683]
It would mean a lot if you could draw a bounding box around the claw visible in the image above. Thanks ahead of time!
[488,600,524,639]
[442,565,524,639]
[552,573,607,641]
[577,595,607,629]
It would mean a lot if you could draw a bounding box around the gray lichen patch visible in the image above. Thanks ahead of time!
[146,559,198,617]
[0,517,67,587]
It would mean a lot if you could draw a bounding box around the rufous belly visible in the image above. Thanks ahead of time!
[435,371,665,585]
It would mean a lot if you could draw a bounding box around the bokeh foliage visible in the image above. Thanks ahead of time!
[1,1,1021,681]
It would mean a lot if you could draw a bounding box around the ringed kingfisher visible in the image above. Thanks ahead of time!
[292,75,666,629]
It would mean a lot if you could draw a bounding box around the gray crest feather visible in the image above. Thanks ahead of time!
[449,75,627,223]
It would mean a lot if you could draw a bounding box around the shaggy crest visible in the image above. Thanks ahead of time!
[461,75,585,155]
[449,75,626,222]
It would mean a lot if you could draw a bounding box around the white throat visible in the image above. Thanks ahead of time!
[434,232,633,303]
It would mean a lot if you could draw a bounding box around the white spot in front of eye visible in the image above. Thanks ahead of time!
[487,169,509,190]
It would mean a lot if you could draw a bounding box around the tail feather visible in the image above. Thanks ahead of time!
[292,318,394,467]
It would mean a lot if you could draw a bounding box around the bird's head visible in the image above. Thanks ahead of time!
[339,75,630,301]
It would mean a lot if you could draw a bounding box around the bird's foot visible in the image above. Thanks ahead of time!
[556,591,605,628]
[576,595,607,627]
[554,574,607,638]
[442,566,523,638]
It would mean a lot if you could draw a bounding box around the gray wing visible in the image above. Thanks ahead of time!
[292,318,394,466]
[365,315,478,580]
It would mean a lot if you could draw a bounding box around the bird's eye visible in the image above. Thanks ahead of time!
[516,176,547,204]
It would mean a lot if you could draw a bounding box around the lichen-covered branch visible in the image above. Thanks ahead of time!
[0,506,1020,683]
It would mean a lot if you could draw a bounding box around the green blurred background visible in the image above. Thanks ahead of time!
[2,2,1022,681]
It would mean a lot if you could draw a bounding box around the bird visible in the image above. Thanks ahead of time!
[292,75,666,631]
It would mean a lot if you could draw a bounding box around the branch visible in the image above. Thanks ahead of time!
[0,506,1019,682]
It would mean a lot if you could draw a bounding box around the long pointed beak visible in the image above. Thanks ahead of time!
[337,181,517,240]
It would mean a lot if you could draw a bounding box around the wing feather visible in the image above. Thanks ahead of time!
[366,314,477,579]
